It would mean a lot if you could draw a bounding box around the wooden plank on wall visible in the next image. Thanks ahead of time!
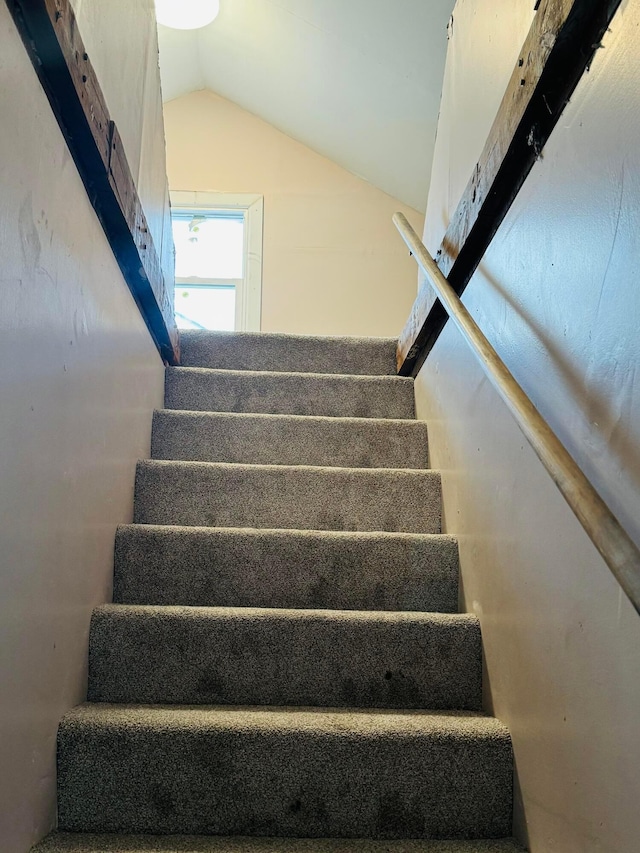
[108,122,175,339]
[397,0,624,376]
[42,0,112,169]
[5,0,179,364]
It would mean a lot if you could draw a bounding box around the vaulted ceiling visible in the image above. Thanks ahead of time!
[156,0,455,211]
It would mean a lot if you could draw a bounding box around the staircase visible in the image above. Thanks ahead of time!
[33,331,522,853]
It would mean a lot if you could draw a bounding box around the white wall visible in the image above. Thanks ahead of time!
[163,90,424,338]
[0,5,167,851]
[416,0,640,850]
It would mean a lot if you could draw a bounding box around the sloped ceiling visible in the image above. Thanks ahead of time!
[157,0,455,211]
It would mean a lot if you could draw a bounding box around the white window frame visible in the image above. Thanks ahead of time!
[170,191,263,332]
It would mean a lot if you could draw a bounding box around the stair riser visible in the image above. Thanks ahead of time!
[165,369,416,420]
[151,412,429,469]
[58,719,512,838]
[179,331,399,376]
[88,607,482,710]
[114,526,460,613]
[134,463,442,534]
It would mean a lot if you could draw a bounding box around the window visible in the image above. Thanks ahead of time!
[170,192,263,332]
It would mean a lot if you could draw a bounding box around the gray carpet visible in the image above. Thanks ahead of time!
[57,705,512,838]
[48,331,517,849]
[88,605,481,709]
[151,411,429,469]
[133,461,442,534]
[113,526,460,613]
[178,331,399,376]
[165,368,415,419]
[33,833,526,852]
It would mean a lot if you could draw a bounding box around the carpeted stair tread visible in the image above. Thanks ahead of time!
[32,832,527,852]
[57,704,513,839]
[46,330,515,848]
[114,525,459,612]
[134,461,442,534]
[152,410,429,469]
[88,604,481,709]
[165,368,415,420]
[178,330,399,376]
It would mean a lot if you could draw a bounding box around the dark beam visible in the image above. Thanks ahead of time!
[398,0,623,376]
[5,0,179,364]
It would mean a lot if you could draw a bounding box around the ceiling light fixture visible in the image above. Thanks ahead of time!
[154,0,220,30]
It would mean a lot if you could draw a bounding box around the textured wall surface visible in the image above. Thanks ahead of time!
[0,4,165,851]
[416,0,640,850]
[163,90,424,338]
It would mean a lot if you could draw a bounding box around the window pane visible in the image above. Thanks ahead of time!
[172,214,244,279]
[175,286,236,331]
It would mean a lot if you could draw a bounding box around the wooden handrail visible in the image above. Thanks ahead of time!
[393,212,640,616]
